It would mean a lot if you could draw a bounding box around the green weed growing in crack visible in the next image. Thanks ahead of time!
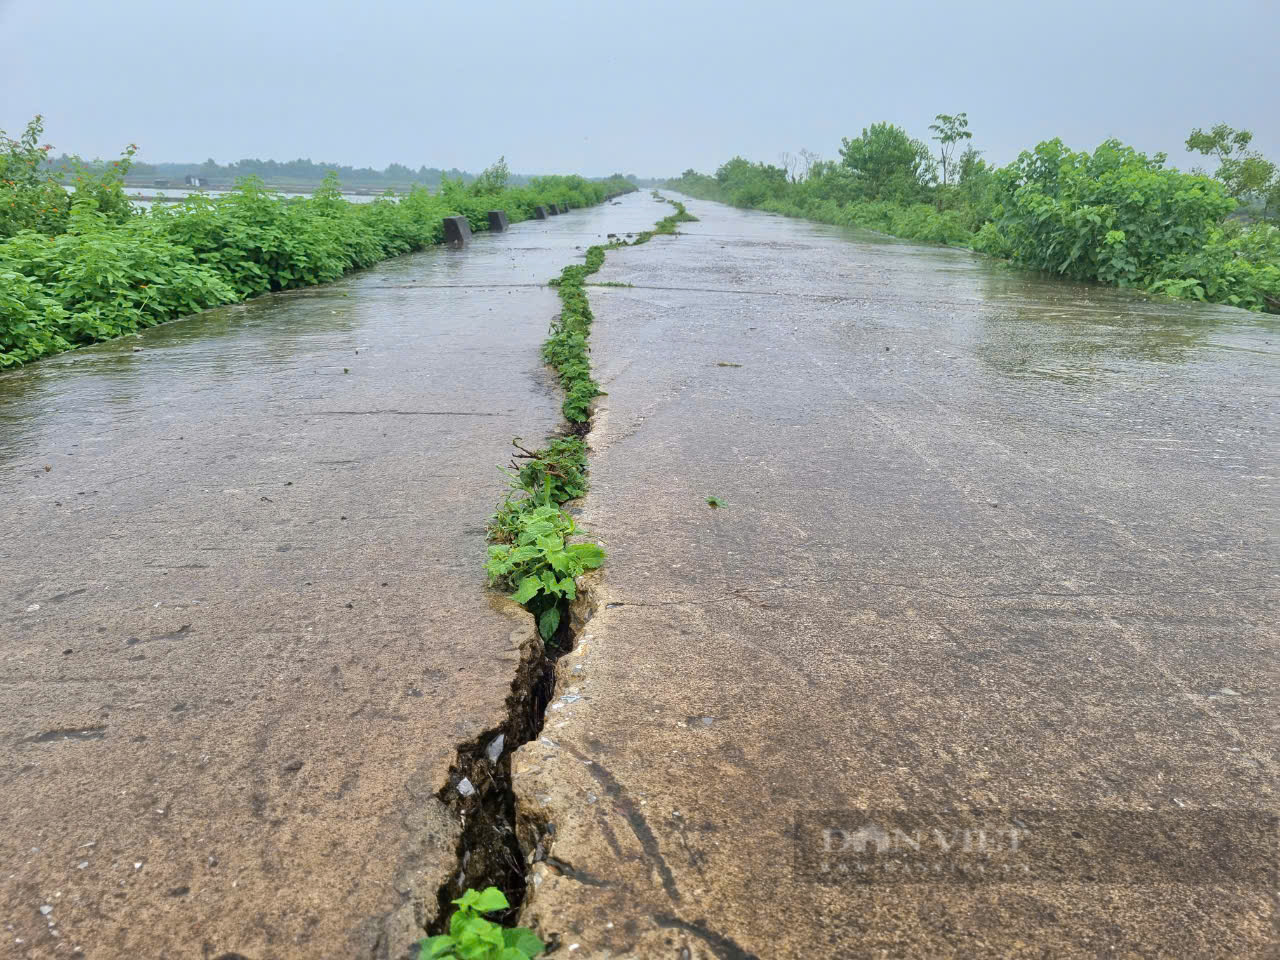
[484,204,696,639]
[418,886,544,959]
[483,242,611,641]
[511,436,587,503]
[544,246,606,423]
[628,198,698,245]
[486,503,604,640]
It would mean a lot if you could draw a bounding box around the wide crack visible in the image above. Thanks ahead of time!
[425,535,594,945]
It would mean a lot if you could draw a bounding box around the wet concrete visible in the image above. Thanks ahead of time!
[0,192,662,959]
[514,199,1278,957]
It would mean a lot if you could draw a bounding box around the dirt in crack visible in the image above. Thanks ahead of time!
[429,614,579,931]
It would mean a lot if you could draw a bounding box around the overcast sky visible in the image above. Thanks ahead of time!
[2,0,1276,177]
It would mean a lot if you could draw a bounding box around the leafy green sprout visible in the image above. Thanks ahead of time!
[706,496,724,509]
[486,503,605,640]
[418,886,544,960]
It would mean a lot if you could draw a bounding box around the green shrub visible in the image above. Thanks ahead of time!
[0,268,72,366]
[0,154,635,366]
[0,206,236,350]
[1149,221,1280,310]
[1,115,138,240]
[670,133,1278,312]
[978,138,1235,287]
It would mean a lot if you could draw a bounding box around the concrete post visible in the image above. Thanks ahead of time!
[487,210,509,232]
[535,206,550,220]
[443,216,471,246]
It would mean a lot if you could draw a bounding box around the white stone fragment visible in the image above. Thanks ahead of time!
[485,735,505,764]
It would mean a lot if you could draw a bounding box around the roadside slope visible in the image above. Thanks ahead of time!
[514,199,1277,957]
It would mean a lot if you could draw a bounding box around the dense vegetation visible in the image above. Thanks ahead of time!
[0,117,634,367]
[668,118,1280,313]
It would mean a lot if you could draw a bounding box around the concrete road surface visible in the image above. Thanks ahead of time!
[515,198,1277,958]
[0,192,662,960]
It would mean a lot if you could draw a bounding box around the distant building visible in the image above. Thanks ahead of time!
[184,175,205,187]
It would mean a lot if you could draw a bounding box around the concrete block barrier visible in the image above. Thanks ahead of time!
[443,215,471,246]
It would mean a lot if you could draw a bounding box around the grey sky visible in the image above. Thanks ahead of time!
[2,0,1276,177]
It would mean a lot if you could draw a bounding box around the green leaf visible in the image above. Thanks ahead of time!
[503,927,546,957]
[469,886,510,913]
[535,534,564,554]
[455,914,504,949]
[417,934,456,959]
[506,545,539,565]
[519,520,555,542]
[565,542,605,569]
[540,569,559,594]
[538,606,561,640]
[511,576,542,605]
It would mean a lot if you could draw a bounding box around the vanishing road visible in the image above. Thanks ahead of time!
[2,192,1276,960]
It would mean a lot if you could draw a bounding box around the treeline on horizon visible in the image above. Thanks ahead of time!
[39,153,657,191]
[0,116,637,367]
[667,116,1280,314]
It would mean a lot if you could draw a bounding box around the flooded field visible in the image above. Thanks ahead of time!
[117,185,383,208]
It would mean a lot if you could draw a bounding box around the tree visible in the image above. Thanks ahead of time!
[838,123,934,203]
[471,156,510,193]
[780,151,797,182]
[713,156,787,206]
[956,144,986,185]
[798,148,820,181]
[929,112,973,188]
[1186,123,1277,213]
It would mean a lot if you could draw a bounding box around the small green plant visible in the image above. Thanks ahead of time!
[512,436,587,503]
[418,887,544,960]
[706,496,724,508]
[486,503,604,640]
